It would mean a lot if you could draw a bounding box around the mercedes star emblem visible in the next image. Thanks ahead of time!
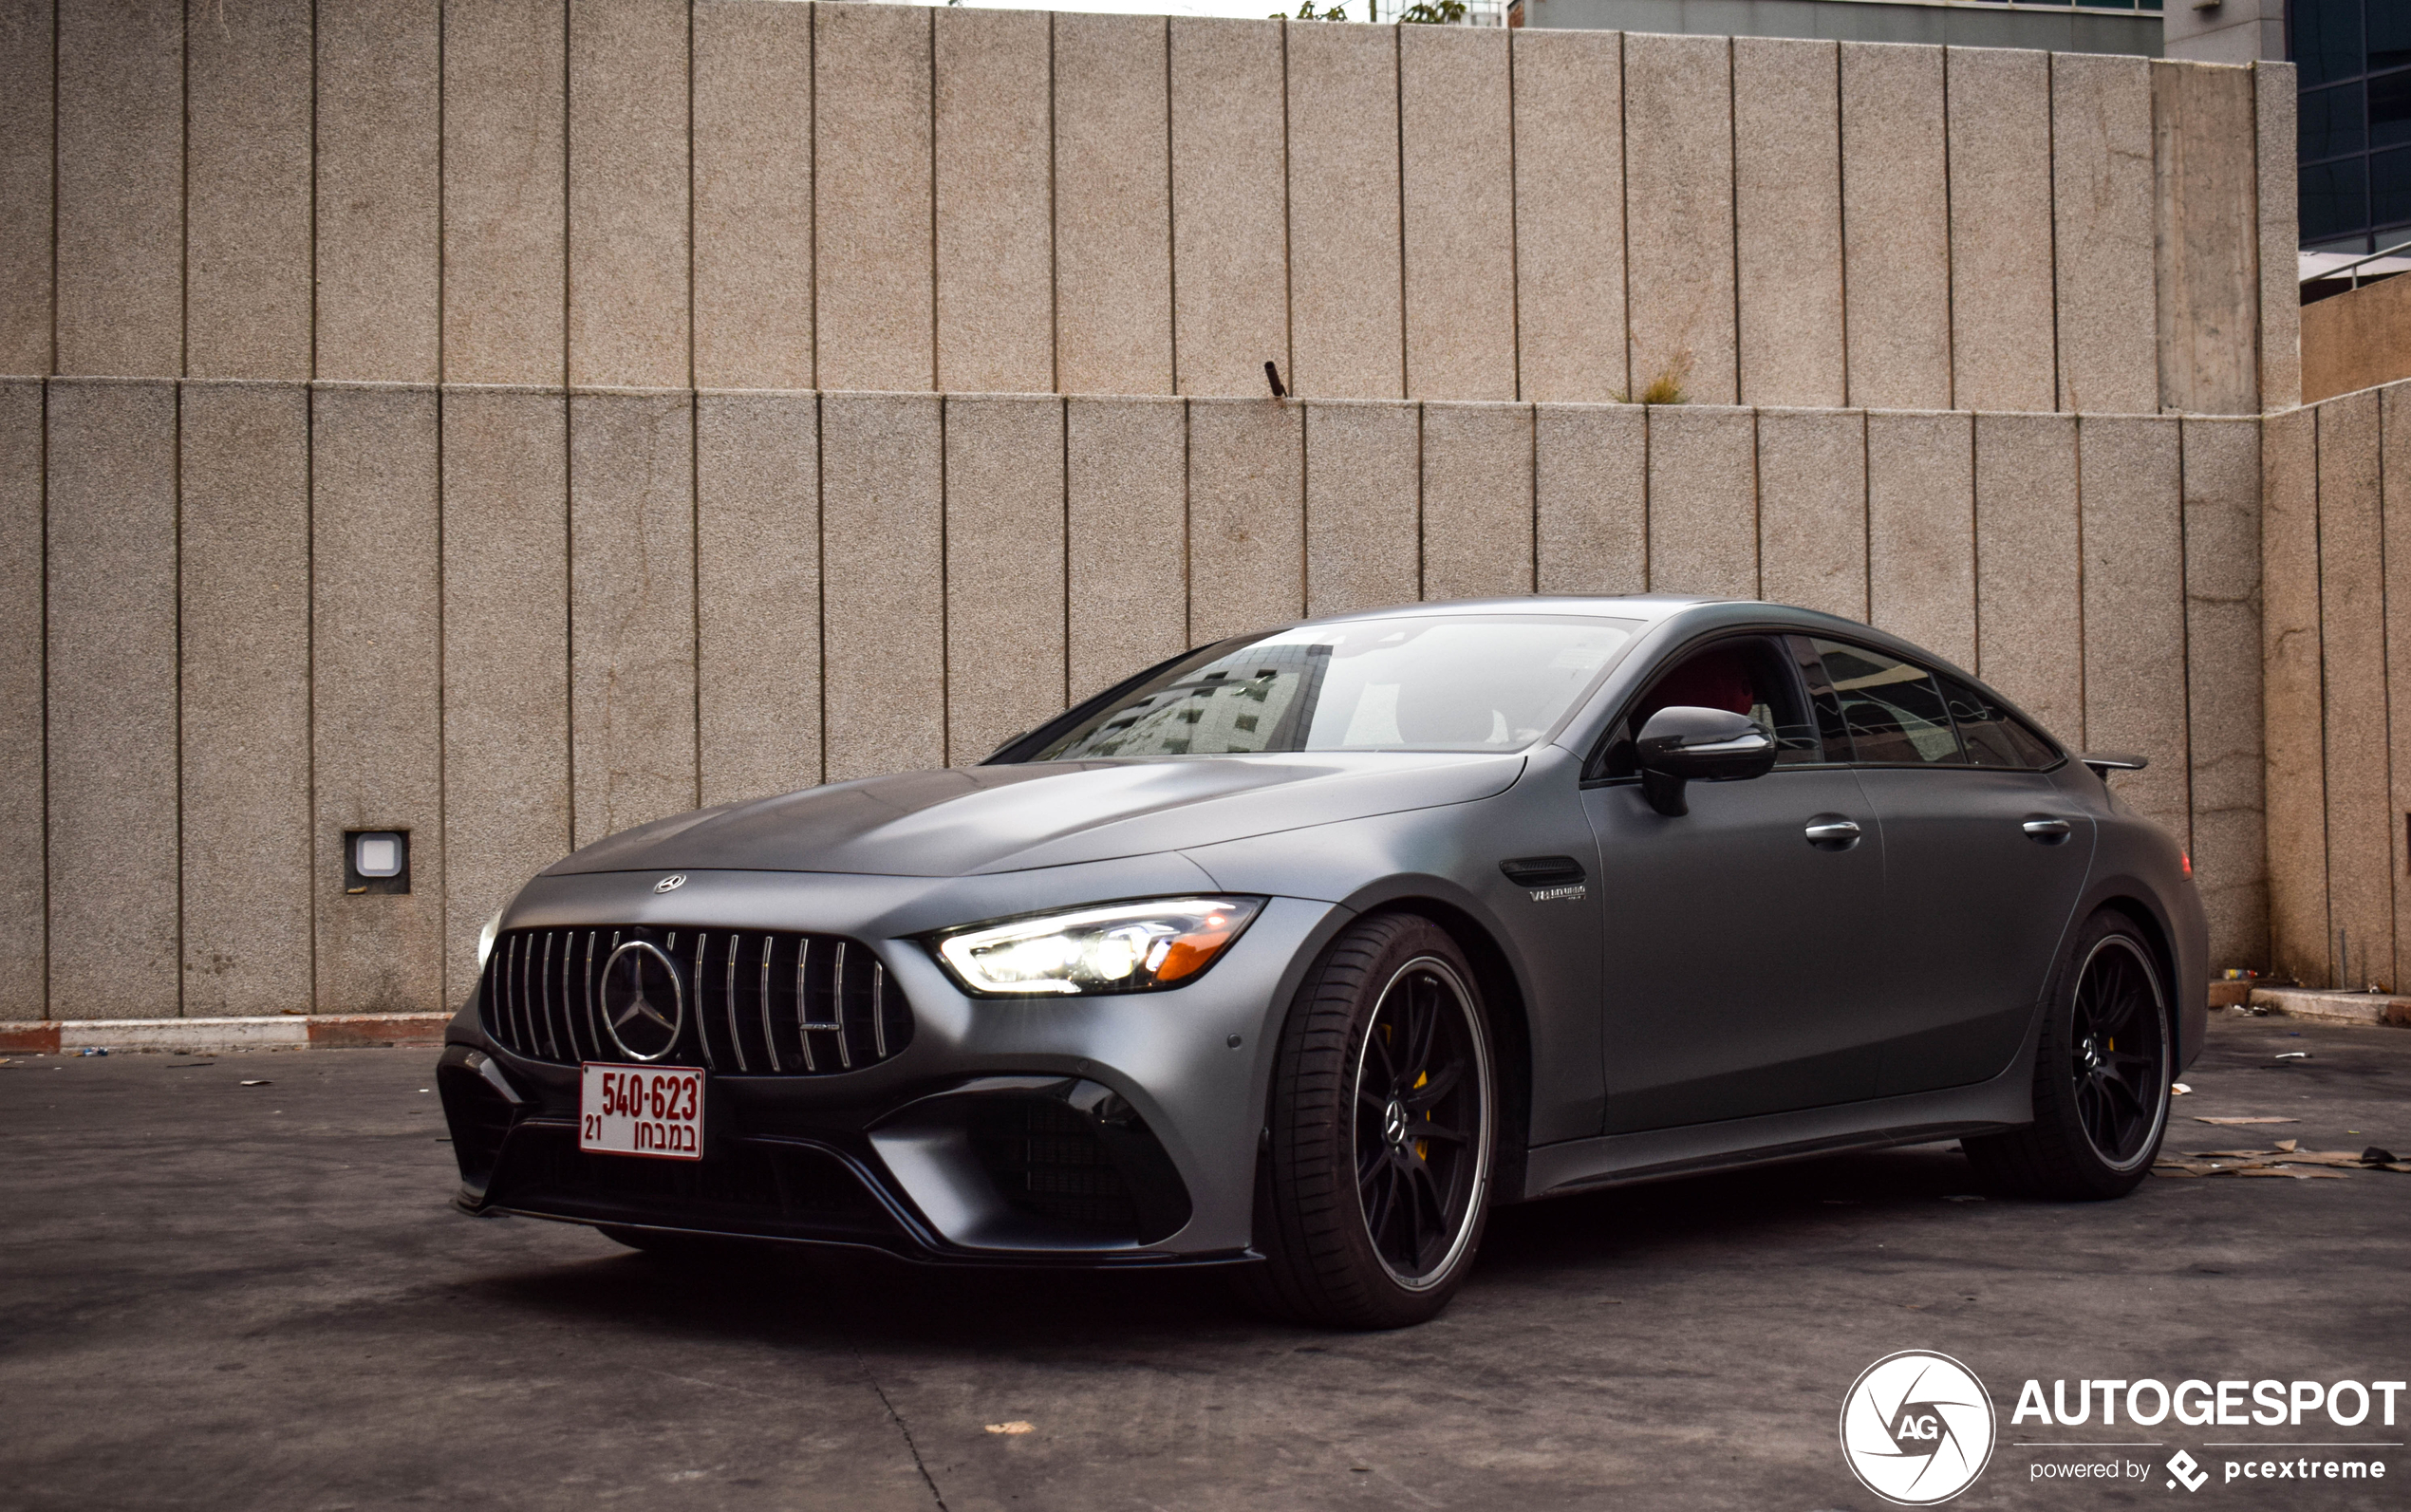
[599,940,684,1062]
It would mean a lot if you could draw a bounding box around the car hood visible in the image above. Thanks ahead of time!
[544,753,1525,879]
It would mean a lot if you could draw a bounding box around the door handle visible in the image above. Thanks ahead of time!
[1804,816,1862,849]
[2022,817,2073,842]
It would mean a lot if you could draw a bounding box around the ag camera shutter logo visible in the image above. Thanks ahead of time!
[1840,1351,1999,1505]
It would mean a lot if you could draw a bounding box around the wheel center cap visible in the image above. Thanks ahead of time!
[1383,1097,1410,1148]
[2081,1037,2103,1072]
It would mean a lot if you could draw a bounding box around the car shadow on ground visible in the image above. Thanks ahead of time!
[453,1141,1993,1347]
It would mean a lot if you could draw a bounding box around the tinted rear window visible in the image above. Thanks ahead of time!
[1937,676,2060,769]
[1813,640,1964,765]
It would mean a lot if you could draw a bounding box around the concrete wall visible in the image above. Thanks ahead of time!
[1,2,2280,416]
[2,380,2257,1017]
[2302,279,2411,406]
[2261,376,2411,991]
[0,2,2293,1017]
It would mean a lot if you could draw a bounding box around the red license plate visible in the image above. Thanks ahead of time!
[579,1063,703,1162]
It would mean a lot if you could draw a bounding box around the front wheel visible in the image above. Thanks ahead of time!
[1241,914,1496,1329]
[1964,909,2173,1200]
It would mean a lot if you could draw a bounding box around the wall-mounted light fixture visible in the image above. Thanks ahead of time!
[345,831,410,895]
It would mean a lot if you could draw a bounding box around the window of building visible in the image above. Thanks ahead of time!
[2296,0,2411,253]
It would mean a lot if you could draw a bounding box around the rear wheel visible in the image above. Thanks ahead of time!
[1240,914,1496,1329]
[1965,909,2172,1200]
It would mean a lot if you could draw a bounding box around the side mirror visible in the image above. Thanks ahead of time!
[1635,705,1778,816]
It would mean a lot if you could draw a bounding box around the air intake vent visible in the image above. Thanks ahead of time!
[478,926,913,1075]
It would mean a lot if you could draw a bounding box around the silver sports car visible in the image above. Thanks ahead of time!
[438,595,2205,1328]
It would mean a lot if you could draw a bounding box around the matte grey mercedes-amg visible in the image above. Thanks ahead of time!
[438,595,2205,1328]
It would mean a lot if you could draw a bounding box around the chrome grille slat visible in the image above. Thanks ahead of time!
[539,932,560,1061]
[871,961,888,1059]
[757,935,781,1073]
[720,932,749,1073]
[831,942,854,1072]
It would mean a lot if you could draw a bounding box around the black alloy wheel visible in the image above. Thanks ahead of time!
[1964,908,2172,1201]
[1355,958,1489,1287]
[1242,913,1496,1330]
[2067,936,2169,1168]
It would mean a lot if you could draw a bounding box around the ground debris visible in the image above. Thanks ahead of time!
[2153,1142,2409,1179]
[2195,1115,2298,1125]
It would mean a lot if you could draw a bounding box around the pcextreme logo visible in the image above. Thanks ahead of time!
[1840,1351,1999,1506]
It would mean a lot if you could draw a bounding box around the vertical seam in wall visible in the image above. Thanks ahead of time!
[1835,43,1852,408]
[813,390,825,783]
[1640,401,1652,591]
[1180,396,1191,641]
[308,0,318,380]
[38,381,50,1017]
[2313,409,2331,982]
[1506,31,1522,404]
[685,0,695,393]
[47,1,57,375]
[1279,20,1293,399]
[1164,20,1179,396]
[937,395,948,763]
[1058,394,1069,705]
[2075,414,2089,751]
[561,0,572,387]
[806,2,817,391]
[1858,407,1870,622]
[1047,12,1058,398]
[1724,38,1739,409]
[1394,26,1408,400]
[2047,52,2064,414]
[178,2,189,378]
[302,380,316,1012]
[434,1,448,987]
[1939,47,1955,414]
[2381,399,2397,984]
[925,8,936,392]
[1412,401,1426,601]
[688,391,701,807]
[2177,418,2197,867]
[172,383,185,1015]
[1968,413,1982,676]
[1527,400,1538,591]
[1748,406,1762,600]
[1616,33,1632,403]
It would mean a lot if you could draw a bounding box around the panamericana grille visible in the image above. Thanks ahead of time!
[479,925,913,1074]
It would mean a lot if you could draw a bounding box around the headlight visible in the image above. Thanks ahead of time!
[931,897,1265,997]
[477,908,504,970]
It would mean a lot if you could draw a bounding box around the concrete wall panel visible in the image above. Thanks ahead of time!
[47,382,178,1018]
[1646,406,1756,599]
[697,391,820,806]
[1187,399,1302,643]
[1732,38,1842,409]
[2154,60,2260,417]
[1169,20,1287,399]
[1535,403,1646,596]
[179,383,311,1015]
[2311,394,2390,988]
[186,0,312,381]
[1622,33,1736,405]
[1755,407,1865,623]
[1947,47,2056,413]
[1422,402,1533,602]
[693,0,814,390]
[1305,401,1420,618]
[2182,416,2266,971]
[1066,397,1187,699]
[1511,30,1624,405]
[55,0,181,377]
[935,9,1054,394]
[1286,24,1402,401]
[1973,412,2082,741]
[0,383,39,1015]
[1401,28,1516,401]
[816,5,934,393]
[1054,14,1172,398]
[569,0,691,389]
[2384,389,2411,989]
[441,387,570,1000]
[822,393,944,781]
[1841,43,1952,409]
[316,0,441,383]
[569,392,698,847]
[444,0,568,386]
[2259,405,2326,983]
[2053,53,2159,415]
[2080,417,2191,842]
[0,0,50,375]
[2254,62,2300,411]
[945,395,1067,765]
[1866,410,1974,669]
[310,384,444,1014]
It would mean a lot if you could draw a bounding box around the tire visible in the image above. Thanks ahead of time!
[1239,913,1497,1330]
[1964,908,2173,1201]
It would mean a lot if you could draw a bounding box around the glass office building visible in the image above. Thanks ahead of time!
[2295,0,2411,254]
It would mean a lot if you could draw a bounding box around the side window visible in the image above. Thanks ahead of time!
[1937,675,2060,770]
[1812,639,1965,766]
[1596,635,1824,778]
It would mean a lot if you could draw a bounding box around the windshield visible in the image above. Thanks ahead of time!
[1028,615,1644,760]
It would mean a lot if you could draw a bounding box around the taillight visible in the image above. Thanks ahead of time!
[2181,850,2193,877]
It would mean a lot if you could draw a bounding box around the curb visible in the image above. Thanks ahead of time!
[2247,987,2411,1029]
[0,1014,450,1055]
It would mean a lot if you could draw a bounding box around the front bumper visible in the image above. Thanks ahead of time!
[438,860,1344,1265]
